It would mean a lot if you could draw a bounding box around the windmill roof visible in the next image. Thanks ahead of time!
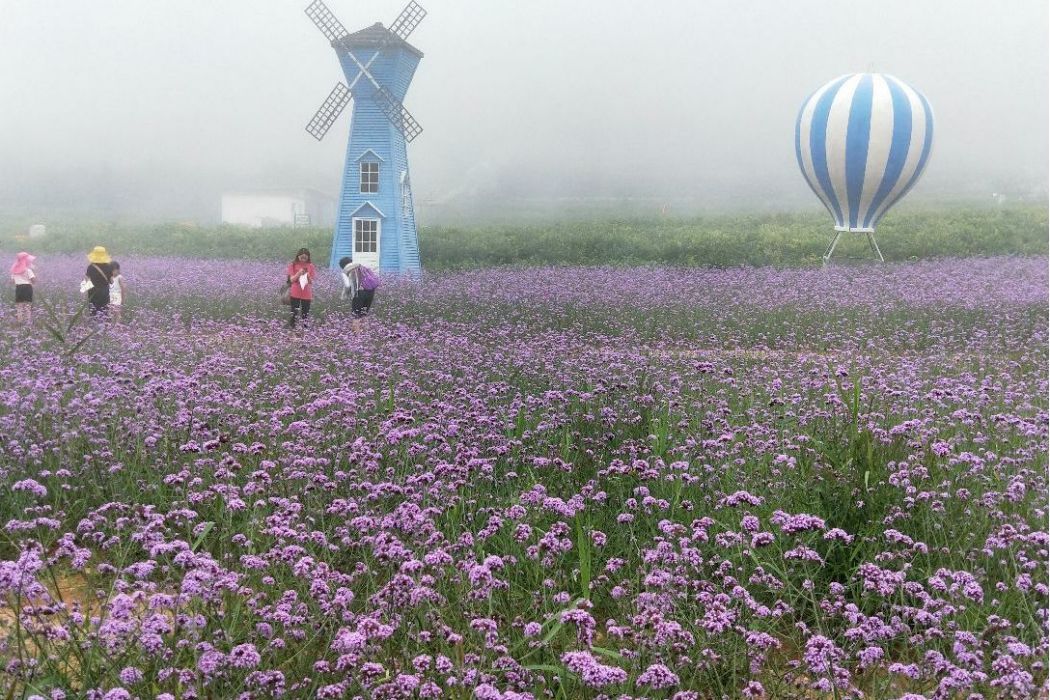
[334,23,423,59]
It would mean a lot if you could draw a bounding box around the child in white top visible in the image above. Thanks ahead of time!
[9,251,36,325]
[109,261,125,322]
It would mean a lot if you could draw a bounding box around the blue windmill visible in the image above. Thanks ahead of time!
[304,0,426,273]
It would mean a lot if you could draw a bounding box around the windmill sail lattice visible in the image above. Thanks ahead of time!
[305,0,349,42]
[376,92,423,142]
[389,1,427,40]
[305,82,352,141]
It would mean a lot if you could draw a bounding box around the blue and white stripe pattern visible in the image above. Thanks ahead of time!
[795,73,934,232]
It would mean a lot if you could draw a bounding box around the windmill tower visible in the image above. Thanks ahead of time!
[304,0,426,273]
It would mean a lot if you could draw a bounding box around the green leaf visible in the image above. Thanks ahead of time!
[590,646,623,661]
[38,300,67,344]
[66,301,88,335]
[64,329,99,358]
[538,619,565,647]
[519,597,586,658]
[191,522,215,552]
[42,323,66,344]
[575,517,592,601]
[852,377,861,425]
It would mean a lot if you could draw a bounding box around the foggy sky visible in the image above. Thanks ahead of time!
[0,0,1047,221]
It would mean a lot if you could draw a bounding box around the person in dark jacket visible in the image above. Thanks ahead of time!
[83,246,113,316]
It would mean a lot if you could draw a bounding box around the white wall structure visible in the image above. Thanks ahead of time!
[221,190,335,228]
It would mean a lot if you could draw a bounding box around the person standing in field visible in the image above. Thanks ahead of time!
[9,251,36,325]
[83,246,113,317]
[286,248,316,328]
[109,260,126,322]
[338,257,381,319]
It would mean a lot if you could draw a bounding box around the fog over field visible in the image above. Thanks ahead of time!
[0,0,1046,222]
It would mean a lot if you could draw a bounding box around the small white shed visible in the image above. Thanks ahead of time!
[221,189,335,228]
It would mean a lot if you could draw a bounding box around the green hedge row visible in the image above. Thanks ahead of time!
[2,205,1045,269]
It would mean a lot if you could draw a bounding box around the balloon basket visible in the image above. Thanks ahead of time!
[822,230,884,266]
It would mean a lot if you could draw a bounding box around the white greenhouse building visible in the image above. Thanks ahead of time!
[221,189,335,228]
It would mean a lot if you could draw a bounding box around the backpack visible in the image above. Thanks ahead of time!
[359,266,381,291]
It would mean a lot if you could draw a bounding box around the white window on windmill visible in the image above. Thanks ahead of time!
[400,170,412,218]
[360,161,379,194]
[354,219,378,254]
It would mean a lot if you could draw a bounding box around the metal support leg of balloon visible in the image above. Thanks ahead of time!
[822,231,843,266]
[866,233,885,262]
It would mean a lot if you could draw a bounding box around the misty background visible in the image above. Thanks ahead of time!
[0,0,1047,224]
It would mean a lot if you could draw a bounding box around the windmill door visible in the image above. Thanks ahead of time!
[352,218,380,270]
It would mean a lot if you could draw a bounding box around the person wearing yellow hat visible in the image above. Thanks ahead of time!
[83,246,113,316]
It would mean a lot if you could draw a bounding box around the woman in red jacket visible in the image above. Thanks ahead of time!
[286,248,317,328]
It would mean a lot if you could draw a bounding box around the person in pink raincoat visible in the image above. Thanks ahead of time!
[9,251,36,325]
[285,247,317,328]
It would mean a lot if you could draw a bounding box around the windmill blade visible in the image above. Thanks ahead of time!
[389,1,427,41]
[342,49,423,141]
[374,89,423,142]
[305,0,349,42]
[305,82,351,141]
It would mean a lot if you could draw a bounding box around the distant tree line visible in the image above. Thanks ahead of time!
[1,204,1045,270]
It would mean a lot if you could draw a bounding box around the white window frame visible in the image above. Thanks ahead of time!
[360,161,379,194]
[352,217,380,255]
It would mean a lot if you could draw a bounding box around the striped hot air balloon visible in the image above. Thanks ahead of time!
[795,73,934,261]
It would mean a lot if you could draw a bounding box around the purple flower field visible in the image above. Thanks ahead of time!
[1,254,1047,698]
